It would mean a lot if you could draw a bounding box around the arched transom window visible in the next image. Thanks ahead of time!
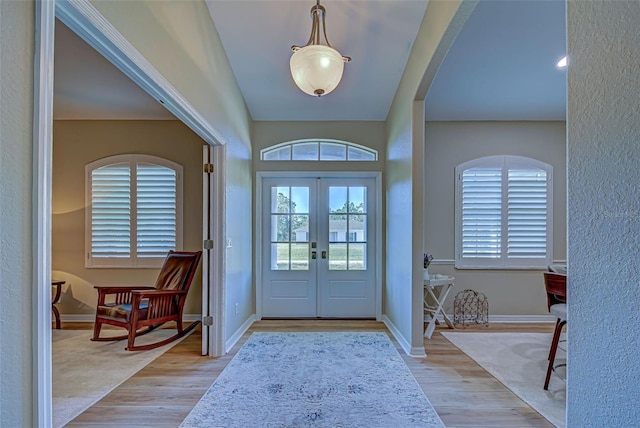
[261,139,377,161]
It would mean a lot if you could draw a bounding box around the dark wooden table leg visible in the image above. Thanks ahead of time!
[51,280,64,329]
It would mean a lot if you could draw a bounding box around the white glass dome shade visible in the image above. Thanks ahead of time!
[290,45,348,97]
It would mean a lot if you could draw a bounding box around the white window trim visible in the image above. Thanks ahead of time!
[454,155,553,269]
[85,154,183,268]
[260,139,378,161]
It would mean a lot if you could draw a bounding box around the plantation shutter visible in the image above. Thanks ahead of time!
[455,155,552,269]
[136,163,177,258]
[461,168,502,259]
[507,169,548,259]
[86,154,183,268]
[90,163,132,259]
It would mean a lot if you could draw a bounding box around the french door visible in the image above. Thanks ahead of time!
[261,177,377,318]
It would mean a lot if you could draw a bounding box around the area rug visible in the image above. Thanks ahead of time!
[53,328,190,428]
[180,332,444,427]
[441,332,566,427]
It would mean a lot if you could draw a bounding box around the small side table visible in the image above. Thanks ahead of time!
[424,275,455,339]
[51,280,65,329]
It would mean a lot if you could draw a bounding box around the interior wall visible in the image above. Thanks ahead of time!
[0,1,35,425]
[85,0,254,342]
[424,121,566,315]
[52,120,205,316]
[385,0,465,354]
[567,1,640,424]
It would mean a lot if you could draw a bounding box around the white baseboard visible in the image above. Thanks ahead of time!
[431,314,556,324]
[488,314,557,323]
[225,314,256,353]
[382,315,426,358]
[57,314,203,323]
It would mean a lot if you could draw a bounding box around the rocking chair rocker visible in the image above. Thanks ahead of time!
[91,250,202,351]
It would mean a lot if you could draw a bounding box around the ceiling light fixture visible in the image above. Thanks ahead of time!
[290,0,351,97]
[556,56,567,69]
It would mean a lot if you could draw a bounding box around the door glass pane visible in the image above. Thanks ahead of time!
[329,243,347,270]
[329,215,347,242]
[273,187,290,213]
[270,185,310,271]
[329,187,347,213]
[291,243,309,270]
[349,215,366,242]
[292,142,319,160]
[349,243,366,270]
[292,215,309,242]
[271,215,290,242]
[271,243,290,270]
[349,187,366,213]
[291,187,309,214]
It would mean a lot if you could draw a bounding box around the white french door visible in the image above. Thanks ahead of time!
[261,177,377,318]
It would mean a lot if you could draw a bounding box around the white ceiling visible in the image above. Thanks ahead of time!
[53,20,175,120]
[53,0,566,122]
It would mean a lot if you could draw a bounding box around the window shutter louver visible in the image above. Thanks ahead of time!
[86,155,182,268]
[455,155,552,269]
[507,169,548,258]
[461,168,502,259]
[136,163,177,258]
[91,163,132,259]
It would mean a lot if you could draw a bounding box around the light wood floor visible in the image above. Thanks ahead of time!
[61,321,557,427]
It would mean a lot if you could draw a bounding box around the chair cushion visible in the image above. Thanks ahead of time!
[550,303,567,321]
[97,301,149,322]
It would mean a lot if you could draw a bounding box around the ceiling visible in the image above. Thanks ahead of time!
[53,0,566,122]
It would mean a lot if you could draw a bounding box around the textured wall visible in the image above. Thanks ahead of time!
[0,1,34,426]
[567,1,640,425]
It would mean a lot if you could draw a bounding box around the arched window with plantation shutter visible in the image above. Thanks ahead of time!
[454,155,553,269]
[85,154,183,268]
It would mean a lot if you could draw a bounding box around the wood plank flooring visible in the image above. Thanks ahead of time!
[61,321,557,427]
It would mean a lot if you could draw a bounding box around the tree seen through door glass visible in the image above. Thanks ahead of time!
[270,186,310,271]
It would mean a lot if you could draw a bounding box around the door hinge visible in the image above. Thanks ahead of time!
[202,316,213,326]
[204,163,214,173]
[203,239,214,249]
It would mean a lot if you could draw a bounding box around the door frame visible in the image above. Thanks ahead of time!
[34,1,228,423]
[255,171,382,320]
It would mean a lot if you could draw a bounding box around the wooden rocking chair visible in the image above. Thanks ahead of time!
[91,250,202,351]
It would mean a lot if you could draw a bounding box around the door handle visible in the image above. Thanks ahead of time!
[321,250,327,259]
[311,251,317,260]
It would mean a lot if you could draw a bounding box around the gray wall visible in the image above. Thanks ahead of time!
[0,1,35,425]
[424,121,566,315]
[567,0,640,425]
[87,0,254,344]
[385,0,467,354]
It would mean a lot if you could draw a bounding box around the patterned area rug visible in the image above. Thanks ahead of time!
[53,329,190,428]
[442,332,566,428]
[181,332,444,427]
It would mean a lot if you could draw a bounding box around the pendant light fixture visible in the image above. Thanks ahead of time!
[290,0,351,97]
